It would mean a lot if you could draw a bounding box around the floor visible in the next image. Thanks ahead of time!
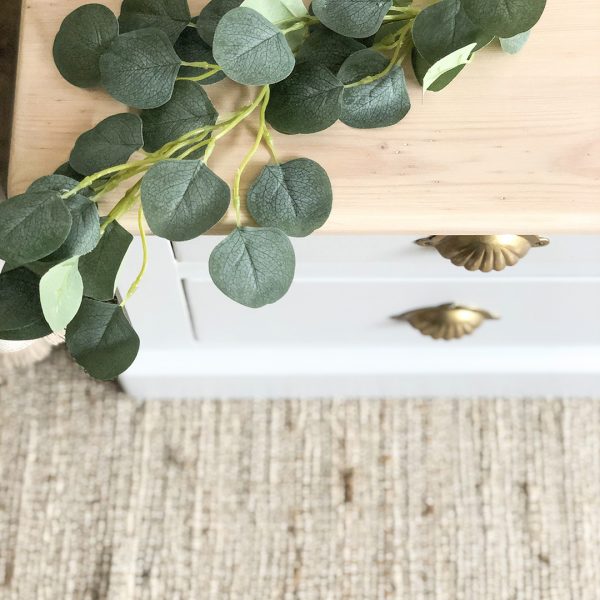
[1,348,600,599]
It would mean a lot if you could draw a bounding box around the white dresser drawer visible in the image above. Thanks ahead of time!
[183,278,600,347]
[174,235,600,278]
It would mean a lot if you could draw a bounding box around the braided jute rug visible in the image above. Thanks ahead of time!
[0,349,599,599]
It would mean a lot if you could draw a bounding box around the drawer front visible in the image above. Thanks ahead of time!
[174,235,600,278]
[183,278,600,347]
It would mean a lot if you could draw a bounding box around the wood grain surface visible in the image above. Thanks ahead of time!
[8,0,600,234]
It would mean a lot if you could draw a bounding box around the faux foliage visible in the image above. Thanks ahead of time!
[0,0,547,379]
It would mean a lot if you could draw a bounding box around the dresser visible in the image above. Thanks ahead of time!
[8,0,600,397]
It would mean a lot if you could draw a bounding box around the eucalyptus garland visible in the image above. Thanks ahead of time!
[0,0,546,380]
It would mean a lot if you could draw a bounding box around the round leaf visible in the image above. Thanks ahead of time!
[0,268,52,341]
[141,81,218,152]
[70,113,144,176]
[175,27,225,83]
[141,160,230,240]
[461,0,546,37]
[0,191,72,265]
[338,49,411,129]
[197,0,243,45]
[296,26,365,73]
[66,298,140,380]
[266,63,343,134]
[100,29,182,109]
[119,0,191,43]
[39,257,84,332]
[412,0,493,65]
[53,4,119,88]
[209,227,295,308]
[212,7,295,85]
[311,0,392,38]
[247,159,332,237]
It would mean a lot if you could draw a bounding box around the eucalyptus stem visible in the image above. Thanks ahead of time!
[101,179,142,233]
[262,125,278,163]
[180,60,220,70]
[120,204,148,307]
[232,86,271,227]
[177,67,222,82]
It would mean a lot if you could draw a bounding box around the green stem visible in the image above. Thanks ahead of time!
[100,180,142,233]
[262,125,278,163]
[120,204,148,307]
[177,67,222,82]
[281,22,307,35]
[232,86,271,227]
[180,60,220,70]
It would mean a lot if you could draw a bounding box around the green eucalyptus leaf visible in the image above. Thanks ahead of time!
[27,177,101,261]
[119,0,191,43]
[412,47,464,92]
[213,7,295,85]
[141,160,230,240]
[209,227,295,308]
[412,0,493,65]
[53,4,119,88]
[422,42,476,91]
[460,0,546,37]
[500,30,530,54]
[39,256,84,332]
[69,114,144,176]
[338,49,410,129]
[247,159,332,237]
[296,26,365,72]
[100,29,181,109]
[0,268,52,341]
[175,27,225,83]
[78,221,133,301]
[141,81,217,152]
[66,298,140,380]
[267,63,343,134]
[0,191,72,265]
[312,0,392,38]
[197,0,243,45]
[241,0,307,50]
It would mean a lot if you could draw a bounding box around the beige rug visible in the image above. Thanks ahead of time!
[0,349,599,599]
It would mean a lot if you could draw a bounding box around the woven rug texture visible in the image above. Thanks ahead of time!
[0,349,599,599]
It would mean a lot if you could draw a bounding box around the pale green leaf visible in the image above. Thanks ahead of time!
[500,30,530,54]
[423,43,476,92]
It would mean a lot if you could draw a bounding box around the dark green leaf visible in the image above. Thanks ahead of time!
[141,160,230,240]
[53,4,119,88]
[212,7,295,85]
[100,29,181,109]
[0,191,72,265]
[312,0,392,38]
[338,49,410,128]
[0,268,51,341]
[500,30,530,54]
[266,63,343,134]
[27,176,99,260]
[197,0,243,45]
[70,114,144,176]
[247,158,332,237]
[209,227,295,308]
[119,0,191,43]
[412,47,464,92]
[141,81,217,152]
[66,298,140,380]
[78,221,133,301]
[296,26,365,72]
[460,0,546,37]
[175,27,226,83]
[412,0,493,64]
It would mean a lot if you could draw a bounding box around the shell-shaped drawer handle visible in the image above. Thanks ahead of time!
[392,303,500,341]
[414,235,549,272]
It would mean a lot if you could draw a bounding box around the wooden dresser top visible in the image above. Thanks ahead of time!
[8,0,600,234]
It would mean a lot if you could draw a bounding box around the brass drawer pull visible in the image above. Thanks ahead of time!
[392,303,500,340]
[415,235,549,272]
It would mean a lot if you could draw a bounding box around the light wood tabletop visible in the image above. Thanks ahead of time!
[8,0,600,234]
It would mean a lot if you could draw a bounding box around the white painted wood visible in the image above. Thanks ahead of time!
[174,235,600,278]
